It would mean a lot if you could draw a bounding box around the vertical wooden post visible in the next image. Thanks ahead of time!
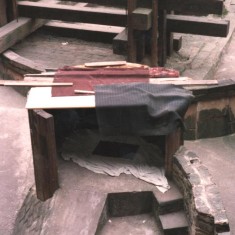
[0,0,8,26]
[151,0,158,66]
[127,0,137,62]
[165,127,183,178]
[28,109,59,201]
[0,0,17,27]
[158,10,167,66]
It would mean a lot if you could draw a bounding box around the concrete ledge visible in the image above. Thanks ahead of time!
[173,147,230,235]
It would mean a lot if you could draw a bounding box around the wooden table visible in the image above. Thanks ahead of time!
[26,87,183,201]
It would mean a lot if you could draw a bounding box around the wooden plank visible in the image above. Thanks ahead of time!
[26,87,96,109]
[132,8,152,31]
[84,61,127,67]
[127,0,137,62]
[167,15,229,37]
[74,89,95,94]
[149,79,218,85]
[28,109,59,201]
[0,17,47,54]
[66,0,224,15]
[44,21,124,43]
[0,80,73,87]
[18,1,127,27]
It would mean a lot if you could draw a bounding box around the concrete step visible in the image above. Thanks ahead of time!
[159,210,189,235]
[153,180,184,215]
[159,211,189,235]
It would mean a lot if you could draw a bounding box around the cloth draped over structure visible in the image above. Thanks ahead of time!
[95,83,194,136]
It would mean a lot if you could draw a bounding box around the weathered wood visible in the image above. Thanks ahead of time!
[113,13,229,56]
[0,0,8,26]
[0,17,47,54]
[28,109,59,201]
[132,8,152,31]
[167,15,229,37]
[151,0,158,66]
[67,0,224,15]
[173,34,182,52]
[113,28,128,55]
[150,79,218,85]
[44,21,123,43]
[0,80,73,86]
[165,127,183,178]
[127,0,137,62]
[84,61,126,67]
[158,10,167,66]
[159,0,224,15]
[18,1,126,27]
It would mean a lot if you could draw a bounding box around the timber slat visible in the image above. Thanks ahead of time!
[0,80,73,87]
[18,1,127,27]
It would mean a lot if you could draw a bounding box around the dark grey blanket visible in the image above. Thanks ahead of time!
[95,83,194,136]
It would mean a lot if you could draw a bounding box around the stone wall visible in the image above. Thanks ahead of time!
[173,147,230,235]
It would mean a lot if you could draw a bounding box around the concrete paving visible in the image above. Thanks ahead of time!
[0,86,34,235]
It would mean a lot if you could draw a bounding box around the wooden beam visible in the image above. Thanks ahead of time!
[0,17,47,54]
[18,1,127,27]
[167,15,229,37]
[151,0,158,66]
[28,109,59,201]
[158,10,167,66]
[132,8,152,31]
[113,28,128,55]
[44,21,124,43]
[159,0,224,15]
[65,0,224,15]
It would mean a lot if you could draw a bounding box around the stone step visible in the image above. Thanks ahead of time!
[153,180,184,215]
[159,211,189,235]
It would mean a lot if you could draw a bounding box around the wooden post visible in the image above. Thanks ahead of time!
[0,0,7,26]
[127,0,137,62]
[151,0,158,66]
[158,9,167,66]
[165,127,183,178]
[28,109,59,201]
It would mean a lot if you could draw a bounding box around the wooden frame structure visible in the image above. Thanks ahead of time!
[26,86,184,200]
[126,0,229,66]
